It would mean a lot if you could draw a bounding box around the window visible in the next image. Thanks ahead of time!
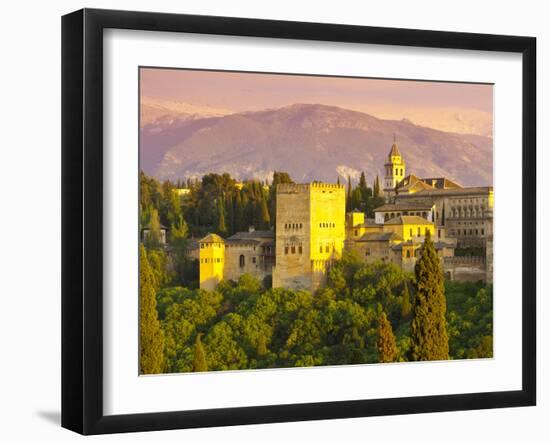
[406,250,411,258]
[417,227,421,236]
[320,246,323,254]
[291,246,296,254]
[438,229,441,238]
[298,246,303,254]
[239,255,245,268]
[284,246,289,255]
[481,229,485,235]
[354,229,358,236]
[325,245,330,253]
[425,228,430,235]
[365,248,371,256]
[409,228,413,237]
[252,257,257,264]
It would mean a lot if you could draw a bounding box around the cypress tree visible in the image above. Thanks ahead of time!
[377,312,398,363]
[374,174,381,197]
[347,175,352,211]
[260,194,270,229]
[192,333,208,372]
[139,245,165,374]
[216,197,227,235]
[235,191,244,232]
[226,193,235,235]
[401,281,411,319]
[359,171,367,189]
[411,231,449,361]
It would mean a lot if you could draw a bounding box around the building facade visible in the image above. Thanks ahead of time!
[272,182,346,292]
[383,142,406,200]
[197,141,492,291]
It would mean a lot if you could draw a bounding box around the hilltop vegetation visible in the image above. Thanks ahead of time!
[141,247,492,373]
[138,171,492,373]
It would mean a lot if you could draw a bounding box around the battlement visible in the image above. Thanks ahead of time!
[276,182,344,194]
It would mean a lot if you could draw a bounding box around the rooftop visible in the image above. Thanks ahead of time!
[396,186,493,198]
[199,233,225,243]
[227,230,274,240]
[357,232,403,242]
[374,202,434,212]
[388,142,402,159]
[385,215,434,226]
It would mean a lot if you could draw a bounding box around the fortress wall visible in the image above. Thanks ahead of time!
[273,184,312,290]
[273,183,346,292]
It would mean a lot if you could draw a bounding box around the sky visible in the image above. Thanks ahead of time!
[141,67,492,111]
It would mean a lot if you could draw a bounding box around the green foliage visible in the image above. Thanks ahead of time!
[411,232,449,361]
[401,281,411,319]
[377,312,398,363]
[139,245,165,374]
[446,281,493,359]
[147,252,491,372]
[192,333,208,372]
[144,208,163,249]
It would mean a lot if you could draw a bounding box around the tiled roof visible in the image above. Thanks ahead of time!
[358,232,403,242]
[227,230,274,240]
[225,238,260,246]
[385,215,434,226]
[396,186,493,198]
[374,202,434,212]
[388,143,402,158]
[421,177,462,189]
[199,233,225,243]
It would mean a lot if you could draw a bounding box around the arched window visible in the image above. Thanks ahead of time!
[406,250,411,258]
[385,214,389,221]
[239,255,245,268]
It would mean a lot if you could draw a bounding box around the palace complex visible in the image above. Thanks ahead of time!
[197,142,493,291]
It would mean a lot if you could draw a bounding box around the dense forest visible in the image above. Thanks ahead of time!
[138,171,493,374]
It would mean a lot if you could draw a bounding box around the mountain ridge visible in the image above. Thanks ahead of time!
[140,103,492,187]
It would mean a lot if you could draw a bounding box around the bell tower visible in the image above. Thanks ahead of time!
[383,136,406,202]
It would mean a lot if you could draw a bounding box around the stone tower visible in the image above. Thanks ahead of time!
[272,183,346,292]
[383,139,406,202]
[199,233,225,291]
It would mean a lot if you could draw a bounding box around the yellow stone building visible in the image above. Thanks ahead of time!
[197,139,492,291]
[383,141,406,200]
[272,183,346,291]
[198,233,226,291]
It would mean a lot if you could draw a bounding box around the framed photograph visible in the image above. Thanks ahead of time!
[61,8,536,435]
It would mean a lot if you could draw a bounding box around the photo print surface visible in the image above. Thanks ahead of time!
[138,67,494,375]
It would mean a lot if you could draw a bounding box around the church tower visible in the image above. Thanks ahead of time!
[383,138,406,202]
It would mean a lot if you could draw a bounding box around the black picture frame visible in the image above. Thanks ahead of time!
[61,8,536,435]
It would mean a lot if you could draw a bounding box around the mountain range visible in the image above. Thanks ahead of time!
[140,102,493,187]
